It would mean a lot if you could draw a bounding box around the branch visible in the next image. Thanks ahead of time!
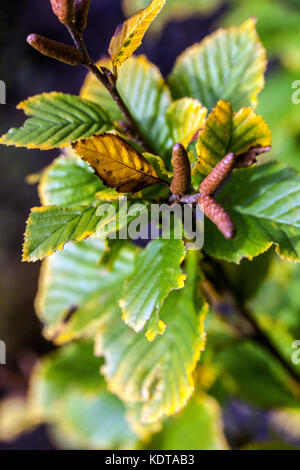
[201,256,300,387]
[67,25,151,152]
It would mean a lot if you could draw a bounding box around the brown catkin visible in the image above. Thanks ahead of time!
[170,143,191,196]
[75,0,90,31]
[200,153,235,196]
[50,0,75,25]
[198,195,236,239]
[27,34,85,65]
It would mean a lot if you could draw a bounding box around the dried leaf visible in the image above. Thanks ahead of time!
[73,133,163,193]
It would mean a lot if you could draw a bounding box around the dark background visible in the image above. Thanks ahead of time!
[0,0,227,449]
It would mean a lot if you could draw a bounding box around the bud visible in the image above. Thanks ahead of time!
[27,34,85,66]
[50,0,75,26]
[200,153,235,196]
[170,143,191,197]
[198,195,236,239]
[75,0,90,31]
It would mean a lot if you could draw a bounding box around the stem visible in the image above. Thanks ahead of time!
[202,257,300,387]
[67,25,151,152]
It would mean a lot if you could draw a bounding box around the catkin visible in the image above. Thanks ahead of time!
[200,153,235,196]
[75,0,90,31]
[27,34,85,65]
[198,195,236,239]
[50,0,75,26]
[170,143,191,196]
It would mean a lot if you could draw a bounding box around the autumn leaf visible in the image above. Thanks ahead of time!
[73,133,164,193]
[108,0,166,68]
[195,99,272,176]
[166,98,207,148]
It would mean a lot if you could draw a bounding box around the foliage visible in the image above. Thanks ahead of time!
[1,0,300,451]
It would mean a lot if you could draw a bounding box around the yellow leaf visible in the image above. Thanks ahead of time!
[195,99,232,175]
[166,98,207,148]
[108,0,166,68]
[195,99,272,176]
[73,133,163,193]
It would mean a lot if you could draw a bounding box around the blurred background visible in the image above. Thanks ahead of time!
[0,0,300,450]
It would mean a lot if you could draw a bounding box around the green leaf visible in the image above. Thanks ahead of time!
[166,98,207,148]
[203,162,300,263]
[95,252,208,424]
[0,93,113,150]
[55,244,137,345]
[35,238,106,338]
[23,199,148,262]
[120,239,186,340]
[150,394,228,450]
[220,248,274,302]
[194,99,272,176]
[29,341,138,449]
[23,205,103,262]
[214,340,299,408]
[168,19,266,111]
[81,56,172,158]
[38,151,105,206]
[248,257,300,369]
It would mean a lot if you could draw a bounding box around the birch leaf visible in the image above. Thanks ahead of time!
[81,56,172,157]
[120,239,187,340]
[73,133,163,193]
[203,162,300,263]
[169,19,266,111]
[109,0,166,68]
[38,152,104,207]
[0,93,112,150]
[166,98,207,148]
[195,99,271,176]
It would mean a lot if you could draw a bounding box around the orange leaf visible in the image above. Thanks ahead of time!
[73,133,163,193]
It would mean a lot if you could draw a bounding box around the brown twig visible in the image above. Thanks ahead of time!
[66,25,151,152]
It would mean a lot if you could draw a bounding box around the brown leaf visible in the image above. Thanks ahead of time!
[73,133,163,193]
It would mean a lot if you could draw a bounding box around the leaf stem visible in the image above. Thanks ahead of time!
[67,25,151,152]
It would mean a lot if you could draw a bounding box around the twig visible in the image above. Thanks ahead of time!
[67,25,151,152]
